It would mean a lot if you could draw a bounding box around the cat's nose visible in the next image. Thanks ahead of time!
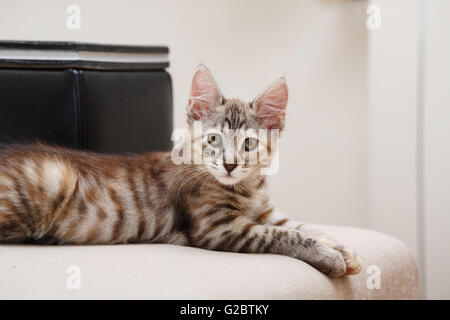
[223,163,238,173]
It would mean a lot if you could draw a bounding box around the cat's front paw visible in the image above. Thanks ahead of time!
[336,245,363,274]
[298,226,362,275]
[313,246,347,278]
[320,238,362,275]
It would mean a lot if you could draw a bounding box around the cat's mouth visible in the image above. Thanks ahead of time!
[221,173,235,180]
[214,173,240,185]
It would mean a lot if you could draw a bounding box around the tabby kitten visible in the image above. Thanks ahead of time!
[0,66,361,277]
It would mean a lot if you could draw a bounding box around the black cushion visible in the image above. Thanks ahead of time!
[0,41,173,154]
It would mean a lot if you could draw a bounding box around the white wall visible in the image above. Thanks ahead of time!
[423,0,450,300]
[368,0,450,299]
[367,0,420,257]
[0,0,368,227]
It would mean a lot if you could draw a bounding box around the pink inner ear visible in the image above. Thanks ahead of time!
[254,80,288,129]
[190,68,221,120]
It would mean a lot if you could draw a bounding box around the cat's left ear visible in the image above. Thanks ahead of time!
[252,78,288,130]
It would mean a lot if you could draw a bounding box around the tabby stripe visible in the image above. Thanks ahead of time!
[49,178,79,235]
[0,184,10,192]
[108,187,125,243]
[219,229,232,239]
[35,165,53,230]
[231,186,252,198]
[51,191,66,216]
[144,168,157,211]
[17,184,38,233]
[198,237,212,249]
[84,204,107,243]
[15,165,41,225]
[73,185,92,239]
[5,172,35,234]
[196,206,226,221]
[60,195,88,242]
[238,234,258,253]
[0,199,28,236]
[254,228,270,253]
[217,203,240,211]
[60,218,79,243]
[263,229,280,253]
[256,208,274,223]
[84,220,100,243]
[97,207,107,221]
[85,186,98,203]
[197,213,240,240]
[153,165,167,200]
[14,170,34,213]
[253,237,266,253]
[274,218,288,226]
[302,237,314,248]
[143,168,157,239]
[0,221,26,241]
[53,178,79,227]
[211,214,240,227]
[213,229,238,251]
[192,206,234,234]
[128,169,146,242]
[227,223,255,251]
[77,198,88,219]
[151,215,163,241]
[256,177,266,189]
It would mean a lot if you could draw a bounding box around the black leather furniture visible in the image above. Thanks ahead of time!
[0,41,172,154]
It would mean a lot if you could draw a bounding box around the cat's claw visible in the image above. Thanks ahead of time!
[340,247,363,274]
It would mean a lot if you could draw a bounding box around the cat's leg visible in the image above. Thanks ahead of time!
[190,214,347,277]
[166,231,189,246]
[0,220,29,243]
[258,209,362,274]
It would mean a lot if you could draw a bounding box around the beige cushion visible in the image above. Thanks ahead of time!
[0,225,419,299]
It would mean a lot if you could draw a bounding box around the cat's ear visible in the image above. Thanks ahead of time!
[252,78,288,130]
[188,65,223,120]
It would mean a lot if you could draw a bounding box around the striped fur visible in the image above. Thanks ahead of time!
[0,67,361,277]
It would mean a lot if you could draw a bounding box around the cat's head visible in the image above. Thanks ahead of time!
[186,65,288,185]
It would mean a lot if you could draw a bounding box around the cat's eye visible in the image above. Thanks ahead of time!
[207,134,222,146]
[243,138,258,151]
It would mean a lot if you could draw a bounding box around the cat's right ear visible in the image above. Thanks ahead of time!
[188,65,223,120]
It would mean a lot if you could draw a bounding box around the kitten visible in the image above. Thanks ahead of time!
[0,65,361,277]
